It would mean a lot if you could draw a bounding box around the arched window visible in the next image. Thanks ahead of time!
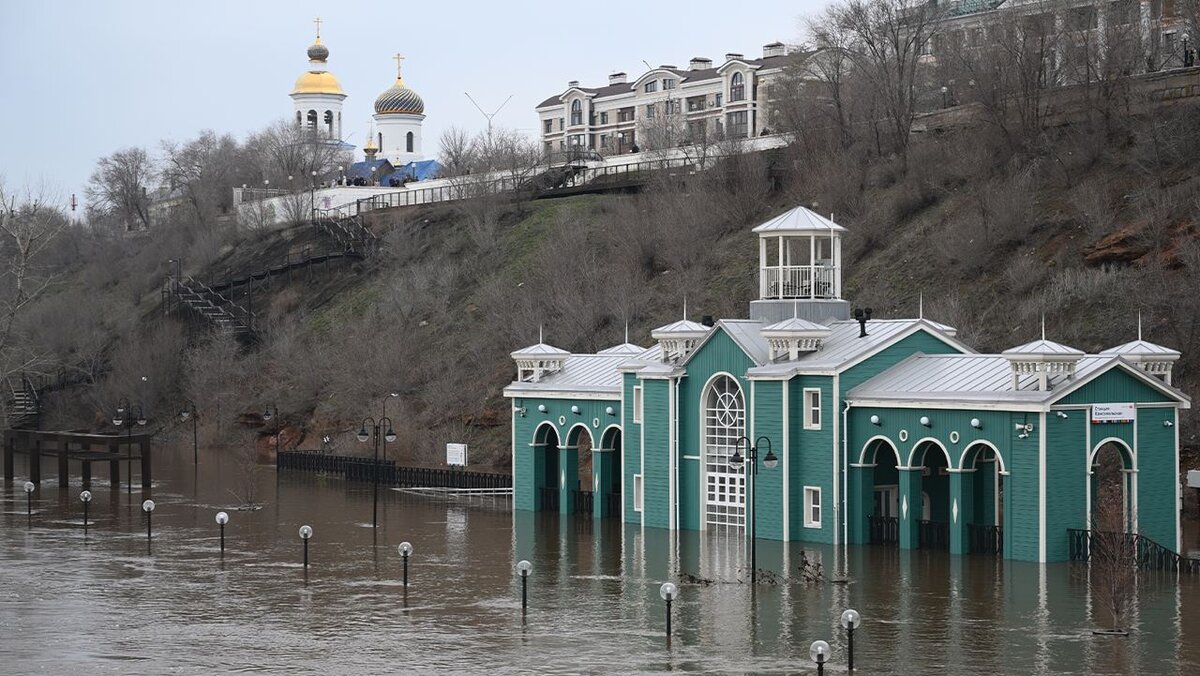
[730,72,745,102]
[295,111,301,125]
[704,375,746,528]
[570,99,583,126]
[406,131,414,153]
[324,110,334,137]
[378,132,383,152]
[306,110,317,129]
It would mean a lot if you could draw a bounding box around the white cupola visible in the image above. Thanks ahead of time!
[1100,319,1181,385]
[760,317,831,362]
[373,53,426,166]
[511,334,569,383]
[749,206,851,324]
[290,19,346,140]
[1002,329,1084,391]
[651,319,710,363]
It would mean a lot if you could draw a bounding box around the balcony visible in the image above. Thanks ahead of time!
[760,265,839,299]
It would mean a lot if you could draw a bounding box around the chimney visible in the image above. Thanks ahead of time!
[659,64,677,70]
[701,315,715,327]
[689,57,713,70]
[608,72,627,85]
[853,307,873,338]
[763,42,786,58]
[568,80,580,88]
[724,52,744,62]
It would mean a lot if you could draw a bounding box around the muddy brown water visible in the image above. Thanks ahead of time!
[2,446,1199,674]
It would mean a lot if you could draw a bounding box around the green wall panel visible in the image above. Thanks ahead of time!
[623,373,641,523]
[642,379,673,530]
[1045,413,1087,561]
[1136,406,1178,550]
[1057,368,1174,405]
[788,376,835,544]
[509,394,621,512]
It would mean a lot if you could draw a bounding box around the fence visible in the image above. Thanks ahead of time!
[1067,529,1200,573]
[869,515,899,545]
[277,450,511,491]
[968,523,1004,555]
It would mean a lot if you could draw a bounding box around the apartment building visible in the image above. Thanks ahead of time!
[536,42,797,156]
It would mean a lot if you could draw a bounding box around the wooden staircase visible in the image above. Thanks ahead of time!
[5,377,40,429]
[166,275,256,340]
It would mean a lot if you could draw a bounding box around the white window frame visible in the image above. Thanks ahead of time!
[803,388,822,430]
[633,385,643,424]
[804,486,822,528]
[634,474,644,512]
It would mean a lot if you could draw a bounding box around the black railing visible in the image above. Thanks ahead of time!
[605,491,622,517]
[968,523,1004,555]
[1067,529,1200,573]
[539,487,560,512]
[277,450,511,491]
[573,489,594,515]
[919,520,949,550]
[869,515,899,545]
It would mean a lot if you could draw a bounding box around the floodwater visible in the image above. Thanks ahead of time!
[2,447,1199,675]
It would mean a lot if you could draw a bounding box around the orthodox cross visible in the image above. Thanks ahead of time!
[313,16,322,38]
[394,53,406,79]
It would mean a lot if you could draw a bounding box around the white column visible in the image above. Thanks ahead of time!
[759,236,768,299]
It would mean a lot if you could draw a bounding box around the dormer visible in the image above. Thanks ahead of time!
[753,206,845,302]
[761,317,831,362]
[511,342,569,383]
[1101,339,1181,385]
[1001,338,1084,391]
[651,319,710,363]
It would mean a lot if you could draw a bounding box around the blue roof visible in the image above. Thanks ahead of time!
[347,159,393,180]
[391,159,441,182]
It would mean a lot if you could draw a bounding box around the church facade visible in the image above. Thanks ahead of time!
[504,207,1190,563]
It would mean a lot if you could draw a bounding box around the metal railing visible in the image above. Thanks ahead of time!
[968,523,1004,555]
[760,265,839,300]
[605,491,622,517]
[869,515,899,545]
[539,487,560,511]
[277,450,511,491]
[572,489,594,515]
[1067,529,1200,573]
[919,520,949,550]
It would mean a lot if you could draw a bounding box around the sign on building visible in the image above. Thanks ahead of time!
[1091,403,1136,424]
[446,442,468,467]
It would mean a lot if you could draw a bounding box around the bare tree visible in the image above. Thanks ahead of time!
[160,130,247,226]
[86,147,156,231]
[1087,451,1138,634]
[437,126,475,178]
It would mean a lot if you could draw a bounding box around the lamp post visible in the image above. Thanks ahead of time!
[659,582,678,637]
[517,559,532,610]
[179,398,198,464]
[81,490,92,533]
[398,541,413,587]
[142,499,155,548]
[310,170,318,218]
[299,525,313,567]
[23,481,34,526]
[810,640,831,676]
[357,416,397,531]
[216,511,229,555]
[112,398,148,496]
[941,85,949,108]
[841,609,861,670]
[730,435,778,584]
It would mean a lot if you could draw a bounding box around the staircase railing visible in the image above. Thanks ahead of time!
[1067,529,1200,573]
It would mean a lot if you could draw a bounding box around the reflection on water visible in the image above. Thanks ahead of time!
[2,446,1197,674]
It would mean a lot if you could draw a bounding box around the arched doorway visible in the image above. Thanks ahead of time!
[567,424,595,516]
[861,437,902,546]
[910,439,951,550]
[533,424,560,512]
[960,442,1006,555]
[702,374,745,530]
[598,427,622,519]
[1091,439,1135,533]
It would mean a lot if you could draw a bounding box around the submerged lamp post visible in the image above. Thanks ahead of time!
[398,541,413,587]
[659,582,678,637]
[730,436,778,584]
[23,481,34,526]
[299,525,313,567]
[179,399,198,464]
[357,416,397,531]
[517,559,532,610]
[810,640,831,676]
[142,499,155,539]
[841,609,861,670]
[112,398,148,495]
[216,511,229,554]
[81,490,93,533]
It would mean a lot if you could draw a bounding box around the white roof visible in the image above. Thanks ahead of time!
[651,319,710,336]
[1101,339,1181,359]
[1002,338,1084,357]
[747,319,967,376]
[751,206,847,234]
[504,354,628,396]
[598,342,646,356]
[510,342,570,359]
[760,317,831,336]
[847,354,1189,407]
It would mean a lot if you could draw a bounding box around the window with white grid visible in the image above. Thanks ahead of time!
[704,375,746,529]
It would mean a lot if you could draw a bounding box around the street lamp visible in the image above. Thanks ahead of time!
[179,398,198,465]
[310,170,318,218]
[841,609,861,670]
[142,499,155,548]
[398,541,413,587]
[659,582,678,637]
[730,435,778,584]
[216,511,229,555]
[517,559,532,610]
[941,85,950,108]
[299,524,313,567]
[113,398,148,495]
[357,416,397,531]
[23,481,34,526]
[810,640,831,676]
[81,490,93,533]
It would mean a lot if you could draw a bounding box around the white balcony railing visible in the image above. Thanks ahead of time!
[761,265,839,300]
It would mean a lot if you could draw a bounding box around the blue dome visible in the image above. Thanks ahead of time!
[374,79,425,115]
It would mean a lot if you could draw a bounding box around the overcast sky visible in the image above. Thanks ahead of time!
[0,0,824,209]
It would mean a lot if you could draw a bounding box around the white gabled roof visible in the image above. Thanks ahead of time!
[747,318,969,377]
[1002,338,1084,357]
[751,206,847,234]
[504,353,628,397]
[1101,339,1181,359]
[598,342,646,356]
[510,342,570,359]
[651,319,710,336]
[761,317,829,334]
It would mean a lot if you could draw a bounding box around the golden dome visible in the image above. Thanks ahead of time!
[292,70,345,96]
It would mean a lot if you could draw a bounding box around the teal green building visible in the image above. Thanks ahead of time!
[503,207,1190,562]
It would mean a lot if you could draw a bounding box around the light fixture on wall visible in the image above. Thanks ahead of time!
[1018,431,1029,439]
[513,406,527,417]
[537,404,547,413]
[869,415,881,426]
[1014,423,1033,433]
[919,416,931,427]
[605,406,615,416]
[970,418,982,429]
[571,405,581,414]
[1164,420,1174,427]
[1056,411,1069,419]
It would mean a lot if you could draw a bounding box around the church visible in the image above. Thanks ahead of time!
[504,207,1190,563]
[287,19,439,184]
